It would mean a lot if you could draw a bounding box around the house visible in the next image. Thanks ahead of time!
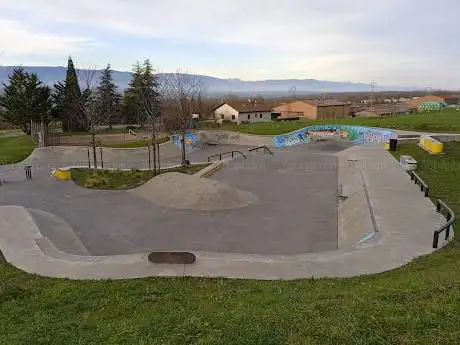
[440,95,460,105]
[214,101,273,124]
[273,99,350,120]
[354,104,416,117]
[403,95,446,111]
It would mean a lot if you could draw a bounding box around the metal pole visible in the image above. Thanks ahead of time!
[157,142,160,173]
[99,146,104,169]
[147,144,151,171]
[432,232,439,249]
[87,148,91,169]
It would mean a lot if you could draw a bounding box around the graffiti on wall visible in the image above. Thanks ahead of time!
[171,132,201,152]
[273,125,397,148]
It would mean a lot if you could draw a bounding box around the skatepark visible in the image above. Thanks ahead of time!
[0,126,455,280]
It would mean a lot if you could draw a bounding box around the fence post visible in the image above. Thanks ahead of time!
[425,186,429,197]
[147,144,151,171]
[432,232,439,248]
[436,201,441,213]
[445,214,452,240]
[99,146,104,169]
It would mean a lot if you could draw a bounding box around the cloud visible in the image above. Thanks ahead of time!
[0,0,459,88]
[0,18,94,56]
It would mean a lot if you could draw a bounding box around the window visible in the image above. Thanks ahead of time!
[247,114,250,120]
[231,115,235,120]
[220,114,224,119]
[259,113,262,118]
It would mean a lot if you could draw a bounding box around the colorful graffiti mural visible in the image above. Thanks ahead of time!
[273,125,397,148]
[171,132,201,152]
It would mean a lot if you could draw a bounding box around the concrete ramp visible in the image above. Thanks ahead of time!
[129,172,258,211]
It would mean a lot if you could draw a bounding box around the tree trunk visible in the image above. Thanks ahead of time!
[152,123,157,174]
[181,131,186,166]
[91,126,98,169]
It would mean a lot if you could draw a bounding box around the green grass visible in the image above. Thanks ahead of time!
[58,127,144,137]
[103,137,170,148]
[71,164,210,189]
[1,143,460,344]
[0,128,22,134]
[226,108,460,135]
[391,142,460,218]
[0,136,35,165]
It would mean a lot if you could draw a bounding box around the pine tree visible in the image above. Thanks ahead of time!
[0,68,52,135]
[97,64,121,126]
[62,56,84,132]
[121,62,144,125]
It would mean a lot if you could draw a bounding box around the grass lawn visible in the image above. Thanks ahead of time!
[0,136,35,165]
[103,137,170,148]
[0,129,22,134]
[71,164,210,189]
[1,146,460,344]
[226,108,460,135]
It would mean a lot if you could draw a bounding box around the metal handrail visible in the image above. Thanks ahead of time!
[433,199,456,248]
[207,151,247,162]
[248,145,274,155]
[410,171,430,197]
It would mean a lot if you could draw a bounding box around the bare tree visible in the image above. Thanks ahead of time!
[139,85,161,174]
[71,67,113,169]
[162,71,205,166]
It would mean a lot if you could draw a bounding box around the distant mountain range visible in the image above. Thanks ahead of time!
[0,66,415,96]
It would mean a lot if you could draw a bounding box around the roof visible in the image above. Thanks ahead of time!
[354,104,415,116]
[404,95,445,109]
[215,101,272,113]
[304,99,348,107]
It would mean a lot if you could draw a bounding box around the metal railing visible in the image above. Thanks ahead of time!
[410,171,430,197]
[433,199,456,248]
[207,151,247,162]
[248,145,274,155]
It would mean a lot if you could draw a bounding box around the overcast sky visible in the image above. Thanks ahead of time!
[0,0,459,88]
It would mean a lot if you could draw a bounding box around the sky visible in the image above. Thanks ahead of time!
[0,0,459,89]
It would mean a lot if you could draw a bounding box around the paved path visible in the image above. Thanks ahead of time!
[0,139,452,280]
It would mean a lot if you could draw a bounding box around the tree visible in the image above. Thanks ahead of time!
[62,56,85,132]
[51,81,66,119]
[0,67,53,137]
[97,64,121,127]
[138,59,161,174]
[70,68,113,169]
[121,62,144,126]
[162,71,204,165]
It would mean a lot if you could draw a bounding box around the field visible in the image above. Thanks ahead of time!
[0,142,459,344]
[226,109,460,135]
[0,136,35,164]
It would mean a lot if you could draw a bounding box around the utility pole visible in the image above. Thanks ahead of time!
[370,81,376,108]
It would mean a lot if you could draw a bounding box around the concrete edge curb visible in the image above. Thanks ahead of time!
[0,204,442,281]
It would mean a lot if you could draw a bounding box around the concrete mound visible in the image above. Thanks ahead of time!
[130,172,258,211]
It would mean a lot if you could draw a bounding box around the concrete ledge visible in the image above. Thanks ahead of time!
[337,153,375,248]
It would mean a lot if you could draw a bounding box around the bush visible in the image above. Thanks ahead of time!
[239,120,250,125]
[221,119,234,124]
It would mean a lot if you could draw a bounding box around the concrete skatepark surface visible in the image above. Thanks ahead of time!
[0,140,347,256]
[0,130,453,280]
